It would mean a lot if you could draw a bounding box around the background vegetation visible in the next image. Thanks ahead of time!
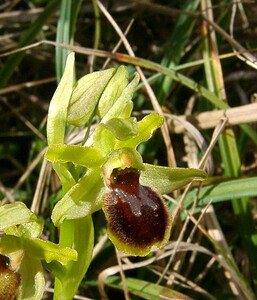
[0,0,257,299]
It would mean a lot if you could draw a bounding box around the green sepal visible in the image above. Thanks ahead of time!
[45,145,105,168]
[51,168,105,225]
[97,66,129,118]
[47,52,75,145]
[141,164,207,194]
[67,68,116,126]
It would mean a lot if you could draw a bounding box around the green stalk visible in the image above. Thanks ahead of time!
[53,216,94,299]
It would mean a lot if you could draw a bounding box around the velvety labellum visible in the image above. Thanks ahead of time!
[0,254,20,300]
[103,168,172,256]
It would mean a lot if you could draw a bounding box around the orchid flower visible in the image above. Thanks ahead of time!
[43,53,206,298]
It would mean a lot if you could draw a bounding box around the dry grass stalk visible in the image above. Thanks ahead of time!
[169,102,257,133]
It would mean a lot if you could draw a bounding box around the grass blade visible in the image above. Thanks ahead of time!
[105,276,192,300]
[56,0,82,81]
[181,177,257,207]
[157,0,200,103]
[201,1,257,291]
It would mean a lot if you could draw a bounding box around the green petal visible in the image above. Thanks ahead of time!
[116,112,164,149]
[45,145,105,168]
[104,117,138,141]
[67,68,115,126]
[141,164,207,194]
[84,72,139,147]
[101,73,140,123]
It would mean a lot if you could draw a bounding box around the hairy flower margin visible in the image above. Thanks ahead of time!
[0,53,206,299]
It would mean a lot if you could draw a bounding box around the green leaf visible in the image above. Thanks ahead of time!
[47,52,75,145]
[45,145,105,167]
[24,238,77,265]
[141,164,207,194]
[181,176,257,289]
[105,276,192,300]
[0,202,35,231]
[66,68,116,126]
